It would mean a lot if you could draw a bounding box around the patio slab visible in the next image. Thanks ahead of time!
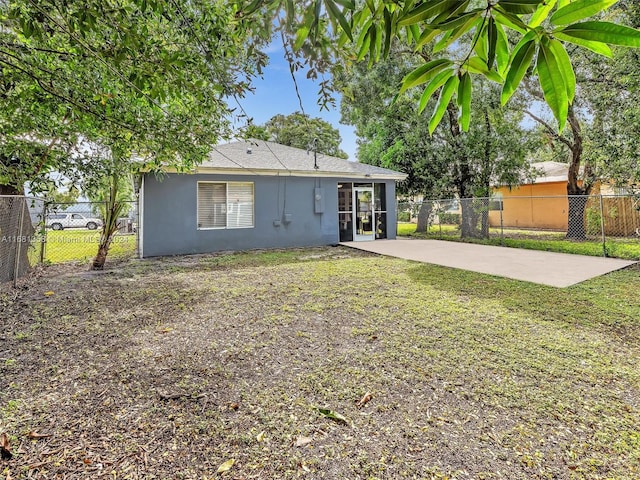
[341,239,637,287]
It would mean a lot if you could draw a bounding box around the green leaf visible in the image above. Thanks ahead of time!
[537,38,568,130]
[333,0,355,9]
[487,17,498,70]
[416,28,440,49]
[495,22,510,76]
[553,32,613,57]
[473,22,488,61]
[496,0,544,15]
[294,26,310,51]
[399,59,453,94]
[398,0,460,27]
[550,0,618,26]
[457,72,472,131]
[418,68,455,113]
[529,0,557,28]
[429,74,459,134]
[547,37,575,104]
[465,57,504,82]
[317,407,348,423]
[493,9,528,33]
[383,7,393,57]
[433,9,483,32]
[325,0,353,41]
[501,36,537,105]
[557,21,640,47]
[433,15,482,53]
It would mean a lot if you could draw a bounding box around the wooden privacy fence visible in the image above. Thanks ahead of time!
[597,196,640,236]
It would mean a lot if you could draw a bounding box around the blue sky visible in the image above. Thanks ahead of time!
[232,44,358,160]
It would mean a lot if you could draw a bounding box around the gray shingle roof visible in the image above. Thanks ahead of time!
[198,140,406,180]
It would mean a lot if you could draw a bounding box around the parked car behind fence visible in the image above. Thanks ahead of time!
[46,213,103,230]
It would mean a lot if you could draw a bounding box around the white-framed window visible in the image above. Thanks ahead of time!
[197,181,254,229]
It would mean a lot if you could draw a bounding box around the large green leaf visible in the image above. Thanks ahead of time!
[537,38,568,129]
[547,38,575,104]
[558,21,640,47]
[333,0,355,9]
[473,22,488,61]
[495,22,510,76]
[433,9,483,32]
[500,31,538,105]
[487,17,498,70]
[416,28,440,49]
[399,59,453,94]
[429,74,459,134]
[325,0,353,42]
[496,0,544,15]
[433,15,482,53]
[398,0,460,27]
[528,0,557,28]
[550,0,618,26]
[553,32,613,57]
[418,68,455,113]
[493,9,528,34]
[465,57,504,82]
[383,7,393,58]
[457,72,472,131]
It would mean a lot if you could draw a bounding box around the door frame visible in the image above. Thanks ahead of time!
[353,186,375,242]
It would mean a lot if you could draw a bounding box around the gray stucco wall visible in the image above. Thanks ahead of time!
[141,173,397,257]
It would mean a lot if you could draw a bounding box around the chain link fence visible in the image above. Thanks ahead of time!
[1,196,46,285]
[398,194,640,260]
[1,196,138,285]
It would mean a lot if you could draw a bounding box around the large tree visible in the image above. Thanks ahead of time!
[259,112,348,158]
[0,0,269,270]
[339,46,532,237]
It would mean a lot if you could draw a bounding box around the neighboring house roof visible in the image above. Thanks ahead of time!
[195,140,406,180]
[529,161,571,184]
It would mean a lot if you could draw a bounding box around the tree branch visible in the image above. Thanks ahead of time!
[524,110,574,150]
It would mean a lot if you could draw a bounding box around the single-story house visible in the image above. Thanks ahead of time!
[488,161,601,230]
[139,140,406,257]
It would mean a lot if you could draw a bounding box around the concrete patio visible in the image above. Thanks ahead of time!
[341,239,637,288]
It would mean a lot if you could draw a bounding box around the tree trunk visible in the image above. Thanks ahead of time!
[565,105,592,240]
[566,195,589,240]
[415,201,432,233]
[447,103,481,239]
[460,198,481,238]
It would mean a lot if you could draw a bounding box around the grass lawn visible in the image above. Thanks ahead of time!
[1,247,639,478]
[398,223,640,260]
[42,229,136,263]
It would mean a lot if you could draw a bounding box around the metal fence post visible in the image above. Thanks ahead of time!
[599,194,606,257]
[12,197,26,287]
[40,200,48,264]
[499,199,504,246]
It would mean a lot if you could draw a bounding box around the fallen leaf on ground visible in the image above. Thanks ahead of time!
[1,433,12,460]
[216,458,234,473]
[256,431,265,442]
[316,407,348,424]
[26,431,51,440]
[356,392,373,408]
[295,436,312,447]
[44,291,54,296]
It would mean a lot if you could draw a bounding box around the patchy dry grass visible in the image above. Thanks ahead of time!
[1,247,639,479]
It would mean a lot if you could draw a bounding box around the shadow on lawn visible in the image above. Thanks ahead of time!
[405,262,640,336]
